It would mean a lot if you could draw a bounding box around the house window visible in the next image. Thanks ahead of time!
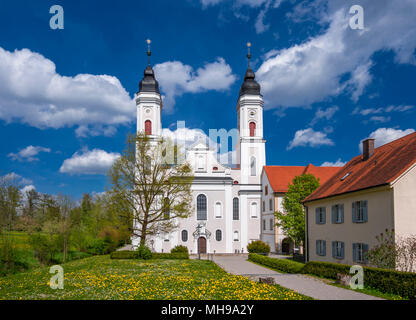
[353,243,369,263]
[262,201,265,212]
[331,204,344,224]
[250,202,258,218]
[269,218,273,231]
[332,241,345,259]
[263,219,266,231]
[197,155,205,170]
[269,199,273,211]
[249,122,256,137]
[216,230,222,242]
[215,202,222,218]
[265,186,268,195]
[197,194,207,220]
[352,200,368,223]
[250,157,256,176]
[181,230,188,242]
[315,207,326,224]
[316,240,326,256]
[233,198,239,220]
[233,231,239,241]
[145,120,152,135]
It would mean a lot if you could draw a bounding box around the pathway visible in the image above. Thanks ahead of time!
[213,255,382,300]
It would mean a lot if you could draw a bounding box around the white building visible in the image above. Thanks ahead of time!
[132,50,266,254]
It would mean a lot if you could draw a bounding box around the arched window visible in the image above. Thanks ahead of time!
[233,231,239,241]
[216,230,222,241]
[250,157,256,176]
[181,230,188,242]
[249,122,256,137]
[233,197,239,220]
[145,120,152,135]
[215,202,222,218]
[250,202,258,218]
[197,194,207,220]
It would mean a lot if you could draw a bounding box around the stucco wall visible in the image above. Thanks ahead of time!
[306,186,394,265]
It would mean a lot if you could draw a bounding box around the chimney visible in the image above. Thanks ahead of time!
[362,138,375,161]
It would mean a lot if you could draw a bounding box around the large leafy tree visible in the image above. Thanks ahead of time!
[275,174,320,247]
[108,133,194,247]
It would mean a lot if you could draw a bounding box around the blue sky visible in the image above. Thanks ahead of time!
[0,0,415,199]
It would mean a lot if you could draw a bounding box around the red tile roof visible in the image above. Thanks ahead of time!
[304,132,416,203]
[263,164,341,193]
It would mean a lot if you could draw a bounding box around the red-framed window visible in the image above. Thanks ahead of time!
[145,120,152,135]
[249,122,256,137]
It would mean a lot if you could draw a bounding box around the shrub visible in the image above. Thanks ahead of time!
[152,252,189,259]
[110,250,138,259]
[137,245,152,260]
[171,245,188,254]
[303,261,416,299]
[86,238,111,255]
[247,240,270,254]
[248,253,304,273]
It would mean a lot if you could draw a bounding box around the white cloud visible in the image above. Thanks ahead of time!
[359,128,415,151]
[257,0,416,109]
[287,128,334,150]
[21,185,35,194]
[310,106,339,125]
[1,172,33,186]
[59,149,121,175]
[154,58,236,112]
[8,145,51,162]
[369,116,391,124]
[321,158,346,167]
[0,47,135,136]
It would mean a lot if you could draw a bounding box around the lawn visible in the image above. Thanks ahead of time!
[0,255,311,300]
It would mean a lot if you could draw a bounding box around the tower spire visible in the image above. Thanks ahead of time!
[146,39,152,65]
[246,42,251,68]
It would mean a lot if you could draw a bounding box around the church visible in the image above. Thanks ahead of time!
[131,44,338,254]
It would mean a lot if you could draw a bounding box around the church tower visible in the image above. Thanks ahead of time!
[136,39,162,143]
[236,43,266,185]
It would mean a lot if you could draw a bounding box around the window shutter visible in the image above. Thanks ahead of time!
[316,208,319,224]
[363,244,369,263]
[341,242,345,259]
[323,241,326,256]
[322,207,326,224]
[331,206,336,224]
[363,200,368,222]
[352,202,356,223]
[340,204,344,223]
[332,241,336,258]
[352,243,357,262]
[316,240,320,255]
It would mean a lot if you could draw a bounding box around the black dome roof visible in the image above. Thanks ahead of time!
[138,65,160,94]
[239,68,261,97]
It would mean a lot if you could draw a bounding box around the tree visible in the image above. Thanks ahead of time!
[275,174,320,248]
[109,133,194,247]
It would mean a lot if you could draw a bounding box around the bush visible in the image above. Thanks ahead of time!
[110,250,138,259]
[171,245,188,254]
[247,240,270,254]
[152,252,189,259]
[303,261,416,299]
[86,238,114,255]
[137,245,152,260]
[249,253,304,273]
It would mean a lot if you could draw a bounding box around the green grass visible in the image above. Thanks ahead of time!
[0,255,312,300]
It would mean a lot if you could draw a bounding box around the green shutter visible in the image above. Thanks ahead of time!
[340,204,344,223]
[315,208,319,224]
[352,202,356,223]
[341,242,345,259]
[316,240,320,255]
[352,243,357,262]
[363,200,368,222]
[363,244,369,263]
[331,206,336,224]
[323,241,326,256]
[332,241,336,258]
[322,207,326,224]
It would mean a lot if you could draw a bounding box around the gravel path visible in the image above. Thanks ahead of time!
[213,255,383,300]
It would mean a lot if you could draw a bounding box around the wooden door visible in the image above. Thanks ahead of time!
[198,237,207,254]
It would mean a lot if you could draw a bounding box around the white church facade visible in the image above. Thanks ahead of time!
[131,46,268,254]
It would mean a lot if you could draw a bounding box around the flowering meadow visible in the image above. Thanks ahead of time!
[0,255,311,300]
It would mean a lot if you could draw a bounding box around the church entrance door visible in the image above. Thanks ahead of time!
[198,237,207,254]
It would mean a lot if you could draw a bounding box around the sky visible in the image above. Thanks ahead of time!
[0,0,415,199]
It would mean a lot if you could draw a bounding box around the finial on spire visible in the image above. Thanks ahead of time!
[246,42,252,68]
[146,39,152,65]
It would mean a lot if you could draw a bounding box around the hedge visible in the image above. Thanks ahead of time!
[248,253,304,274]
[110,251,189,260]
[303,261,416,299]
